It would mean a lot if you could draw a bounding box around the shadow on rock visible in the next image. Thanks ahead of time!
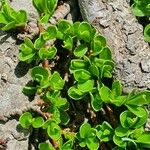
[15,62,31,78]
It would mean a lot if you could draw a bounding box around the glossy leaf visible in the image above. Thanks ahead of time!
[73,69,91,82]
[47,121,61,140]
[32,117,44,128]
[39,46,57,59]
[62,35,73,50]
[112,80,122,97]
[68,86,86,100]
[77,80,94,92]
[99,47,112,60]
[49,71,65,90]
[19,112,33,128]
[74,44,88,57]
[38,142,55,150]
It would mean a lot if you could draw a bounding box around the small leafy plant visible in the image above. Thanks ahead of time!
[1,1,150,149]
[0,0,27,31]
[131,0,150,42]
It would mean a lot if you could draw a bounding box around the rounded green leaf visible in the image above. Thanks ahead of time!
[38,142,55,150]
[90,92,103,111]
[89,65,99,78]
[60,110,70,125]
[68,86,86,100]
[43,25,58,40]
[73,69,91,82]
[91,35,106,56]
[39,46,57,59]
[49,71,65,90]
[58,20,73,34]
[62,35,73,50]
[112,80,122,97]
[70,59,88,73]
[34,35,45,49]
[113,135,127,148]
[19,112,33,128]
[99,47,112,60]
[79,123,91,138]
[78,22,91,42]
[99,85,111,103]
[74,44,88,57]
[62,140,73,150]
[115,126,130,137]
[31,66,50,84]
[32,117,44,128]
[77,80,94,92]
[47,121,61,140]
[86,137,99,150]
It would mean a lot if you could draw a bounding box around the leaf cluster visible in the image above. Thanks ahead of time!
[131,0,150,42]
[0,0,27,31]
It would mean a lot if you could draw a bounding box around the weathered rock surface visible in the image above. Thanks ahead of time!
[78,0,150,93]
[0,0,38,149]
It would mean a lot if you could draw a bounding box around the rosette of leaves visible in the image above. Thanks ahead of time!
[19,26,58,63]
[0,0,27,31]
[113,109,150,149]
[23,66,65,95]
[76,123,99,150]
[32,0,58,23]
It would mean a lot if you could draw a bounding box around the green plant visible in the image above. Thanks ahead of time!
[18,19,150,150]
[1,1,150,149]
[131,0,150,42]
[32,0,58,23]
[0,0,27,31]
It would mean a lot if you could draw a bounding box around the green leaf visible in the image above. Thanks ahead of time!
[144,24,150,42]
[24,38,34,49]
[32,117,44,128]
[73,22,80,35]
[49,71,65,90]
[47,0,58,17]
[73,69,91,82]
[47,121,61,140]
[70,59,88,73]
[115,126,130,137]
[23,86,37,95]
[99,47,112,60]
[74,44,88,57]
[91,35,106,56]
[1,21,16,31]
[77,80,94,92]
[38,142,55,150]
[80,123,91,138]
[86,137,99,150]
[31,66,50,87]
[110,96,127,107]
[42,25,58,40]
[89,65,99,78]
[34,35,45,49]
[39,46,57,59]
[63,35,73,50]
[112,80,122,97]
[126,105,147,117]
[15,10,27,25]
[78,22,91,42]
[61,140,73,150]
[19,112,33,128]
[113,135,127,148]
[68,86,86,100]
[99,85,111,103]
[58,20,73,35]
[60,110,70,125]
[32,0,48,13]
[0,12,9,24]
[136,132,150,145]
[90,92,103,111]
